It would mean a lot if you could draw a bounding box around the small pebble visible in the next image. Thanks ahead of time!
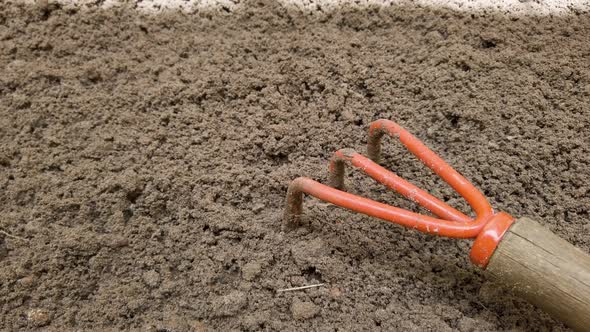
[252,204,265,214]
[373,308,388,324]
[106,236,129,248]
[27,308,51,327]
[211,291,247,317]
[242,262,262,281]
[18,275,37,288]
[291,300,319,320]
[142,270,161,288]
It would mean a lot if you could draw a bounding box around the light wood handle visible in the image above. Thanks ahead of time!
[486,217,590,331]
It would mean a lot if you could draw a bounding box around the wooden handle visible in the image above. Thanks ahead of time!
[486,217,590,331]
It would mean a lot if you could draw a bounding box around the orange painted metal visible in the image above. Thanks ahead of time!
[285,119,515,268]
[329,149,471,223]
[470,212,515,268]
[287,177,484,238]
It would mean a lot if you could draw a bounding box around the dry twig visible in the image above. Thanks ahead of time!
[0,229,29,242]
[276,284,325,293]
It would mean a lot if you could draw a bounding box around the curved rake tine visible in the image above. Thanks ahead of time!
[285,177,484,238]
[367,119,493,224]
[328,148,471,223]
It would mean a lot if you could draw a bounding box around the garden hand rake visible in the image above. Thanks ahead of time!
[285,119,590,331]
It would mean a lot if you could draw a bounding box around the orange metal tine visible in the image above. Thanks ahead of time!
[328,148,471,223]
[285,177,486,238]
[367,119,494,225]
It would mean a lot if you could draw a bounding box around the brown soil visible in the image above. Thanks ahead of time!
[1,1,589,331]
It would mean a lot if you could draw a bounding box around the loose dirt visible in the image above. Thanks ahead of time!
[1,1,589,330]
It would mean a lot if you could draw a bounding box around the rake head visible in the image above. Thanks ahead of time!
[285,119,514,268]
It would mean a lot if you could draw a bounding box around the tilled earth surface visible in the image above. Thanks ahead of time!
[1,1,589,330]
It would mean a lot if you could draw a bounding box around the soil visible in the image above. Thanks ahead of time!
[1,1,589,331]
